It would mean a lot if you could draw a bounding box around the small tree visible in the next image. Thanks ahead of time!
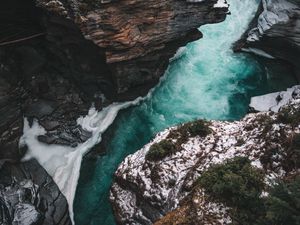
[187,120,212,137]
[263,177,300,225]
[146,140,176,161]
[198,157,265,225]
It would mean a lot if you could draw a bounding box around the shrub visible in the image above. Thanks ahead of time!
[198,157,265,225]
[164,119,212,155]
[236,138,245,146]
[291,133,300,149]
[168,119,211,140]
[277,106,300,127]
[196,156,300,225]
[78,0,101,13]
[279,133,300,173]
[198,157,265,208]
[146,140,176,161]
[187,120,212,137]
[288,133,300,170]
[263,177,300,225]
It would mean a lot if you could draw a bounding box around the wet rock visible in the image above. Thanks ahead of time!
[0,160,71,225]
[24,100,57,119]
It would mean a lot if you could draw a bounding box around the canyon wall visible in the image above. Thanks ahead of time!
[0,0,228,223]
[35,0,229,97]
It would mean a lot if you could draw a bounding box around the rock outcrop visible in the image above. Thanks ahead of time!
[35,0,229,95]
[234,0,300,80]
[0,159,71,225]
[110,86,300,225]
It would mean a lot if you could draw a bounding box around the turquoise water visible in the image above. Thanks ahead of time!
[74,0,297,224]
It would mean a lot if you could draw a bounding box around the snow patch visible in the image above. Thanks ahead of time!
[250,85,300,112]
[242,47,275,59]
[214,0,228,8]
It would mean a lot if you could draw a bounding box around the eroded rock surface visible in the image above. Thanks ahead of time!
[235,0,300,80]
[110,86,300,225]
[35,0,229,95]
[0,160,71,225]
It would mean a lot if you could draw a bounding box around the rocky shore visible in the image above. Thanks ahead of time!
[110,86,300,225]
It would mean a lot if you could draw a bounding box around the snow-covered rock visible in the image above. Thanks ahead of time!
[250,85,300,112]
[110,87,300,225]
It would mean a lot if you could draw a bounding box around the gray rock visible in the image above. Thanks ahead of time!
[0,160,72,225]
[235,0,300,80]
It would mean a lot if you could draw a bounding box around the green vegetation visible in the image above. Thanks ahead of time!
[263,177,300,225]
[236,138,245,146]
[291,133,300,151]
[255,114,274,135]
[277,106,300,127]
[168,119,211,141]
[285,133,300,172]
[197,157,300,225]
[78,0,101,14]
[272,133,300,173]
[146,140,176,161]
[186,120,212,137]
[146,119,211,161]
[198,157,265,225]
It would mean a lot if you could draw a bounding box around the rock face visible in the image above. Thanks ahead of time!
[234,0,300,80]
[110,86,300,225]
[0,160,71,225]
[35,0,229,95]
[0,0,228,150]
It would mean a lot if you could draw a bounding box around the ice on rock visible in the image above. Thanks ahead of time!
[214,0,229,8]
[250,85,300,112]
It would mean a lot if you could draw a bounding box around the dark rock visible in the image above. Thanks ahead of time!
[24,100,57,119]
[36,0,229,96]
[234,0,300,81]
[0,160,71,225]
[0,0,228,148]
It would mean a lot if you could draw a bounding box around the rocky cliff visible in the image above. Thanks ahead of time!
[110,86,300,225]
[234,0,300,81]
[0,0,229,149]
[0,0,229,223]
[35,0,229,96]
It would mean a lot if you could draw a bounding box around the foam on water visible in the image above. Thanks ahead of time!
[21,99,143,224]
[74,0,296,224]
